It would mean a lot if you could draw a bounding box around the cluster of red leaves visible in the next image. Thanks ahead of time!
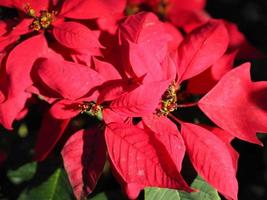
[0,0,267,200]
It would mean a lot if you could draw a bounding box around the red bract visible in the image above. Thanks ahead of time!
[0,1,266,199]
[0,34,49,129]
[126,0,209,31]
[101,16,236,200]
[199,63,267,145]
[0,0,106,128]
[181,123,238,200]
[61,127,106,200]
[31,57,105,160]
[105,122,192,199]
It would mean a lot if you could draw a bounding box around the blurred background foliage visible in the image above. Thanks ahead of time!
[1,0,267,199]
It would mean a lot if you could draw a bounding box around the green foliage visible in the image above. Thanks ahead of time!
[18,168,73,200]
[145,176,221,200]
[7,162,37,184]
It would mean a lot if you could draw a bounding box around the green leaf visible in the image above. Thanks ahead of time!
[7,162,37,184]
[145,176,221,200]
[18,168,73,200]
[89,193,109,200]
[88,190,127,200]
[145,187,181,200]
[180,176,221,200]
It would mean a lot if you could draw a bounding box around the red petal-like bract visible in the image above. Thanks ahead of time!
[128,41,163,82]
[0,0,49,13]
[35,58,103,100]
[0,34,48,129]
[207,126,239,172]
[50,99,81,119]
[34,111,70,161]
[105,122,192,199]
[62,128,106,200]
[53,21,102,54]
[170,0,206,10]
[199,63,267,145]
[60,0,126,19]
[93,58,121,81]
[181,123,238,200]
[177,20,229,83]
[120,12,171,62]
[110,80,169,117]
[187,50,237,94]
[142,115,185,171]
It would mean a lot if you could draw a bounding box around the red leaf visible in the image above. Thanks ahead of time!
[110,80,169,117]
[35,58,103,100]
[177,20,229,83]
[102,108,129,124]
[206,126,239,172]
[50,99,81,119]
[0,34,48,129]
[93,58,121,81]
[128,41,163,82]
[62,128,106,199]
[6,34,48,95]
[1,0,49,13]
[120,12,171,62]
[142,115,185,171]
[34,110,70,161]
[163,22,183,51]
[105,122,192,199]
[198,63,267,145]
[53,21,102,53]
[187,50,237,94]
[60,0,126,19]
[97,79,139,104]
[181,123,238,200]
[171,0,206,10]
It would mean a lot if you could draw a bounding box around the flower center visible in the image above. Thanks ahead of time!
[157,82,179,116]
[24,4,56,31]
[78,102,103,118]
[157,0,170,17]
[125,3,140,15]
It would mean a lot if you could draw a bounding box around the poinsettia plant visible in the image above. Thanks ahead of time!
[0,0,267,200]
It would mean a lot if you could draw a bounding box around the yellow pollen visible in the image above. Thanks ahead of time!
[157,82,179,116]
[25,4,56,31]
[78,102,102,117]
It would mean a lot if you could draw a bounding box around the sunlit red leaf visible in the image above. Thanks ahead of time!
[206,126,239,172]
[35,58,104,100]
[177,20,229,83]
[53,21,102,54]
[93,58,121,81]
[181,123,238,200]
[199,63,267,145]
[105,122,192,199]
[60,0,126,19]
[120,12,171,62]
[0,34,48,129]
[50,99,81,119]
[142,115,185,171]
[0,0,49,12]
[110,80,169,117]
[187,50,237,94]
[128,41,163,82]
